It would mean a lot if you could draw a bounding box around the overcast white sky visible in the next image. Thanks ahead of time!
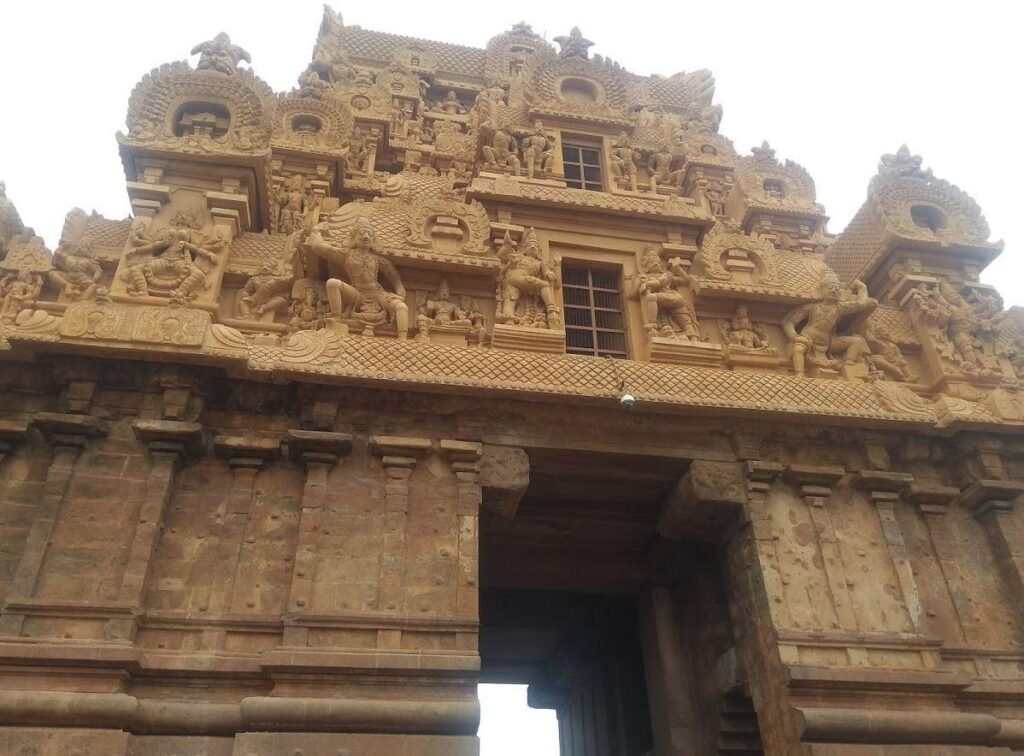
[0,2,1019,751]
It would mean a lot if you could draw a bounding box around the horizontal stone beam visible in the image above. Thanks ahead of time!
[796,706,1016,747]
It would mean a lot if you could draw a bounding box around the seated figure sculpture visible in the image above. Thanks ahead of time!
[647,143,682,193]
[482,126,521,174]
[496,229,560,328]
[636,247,700,341]
[782,278,877,376]
[49,239,103,302]
[726,305,770,350]
[123,211,223,302]
[304,216,410,339]
[416,278,473,341]
[236,262,292,319]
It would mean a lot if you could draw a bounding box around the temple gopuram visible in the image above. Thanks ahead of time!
[0,9,1023,755]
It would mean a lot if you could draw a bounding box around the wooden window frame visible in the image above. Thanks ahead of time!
[561,140,604,191]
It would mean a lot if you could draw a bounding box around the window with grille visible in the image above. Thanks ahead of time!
[562,142,603,191]
[562,265,628,358]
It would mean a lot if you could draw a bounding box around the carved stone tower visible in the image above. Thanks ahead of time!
[0,10,1022,755]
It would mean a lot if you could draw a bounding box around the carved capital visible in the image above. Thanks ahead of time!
[31,412,107,450]
[213,435,281,469]
[284,429,353,467]
[954,479,1024,519]
[852,470,915,507]
[902,482,961,516]
[658,460,747,542]
[479,445,529,525]
[369,435,432,463]
[782,464,845,507]
[133,420,205,462]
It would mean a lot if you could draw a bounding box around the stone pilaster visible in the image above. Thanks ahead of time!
[281,429,352,646]
[852,470,925,633]
[107,420,204,640]
[956,477,1024,609]
[781,464,855,630]
[199,436,280,623]
[369,436,431,617]
[441,440,483,640]
[0,413,106,636]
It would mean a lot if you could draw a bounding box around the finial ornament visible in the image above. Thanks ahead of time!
[554,27,594,60]
[191,32,252,75]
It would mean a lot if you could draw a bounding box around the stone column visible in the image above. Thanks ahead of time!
[369,436,431,617]
[107,420,204,640]
[441,440,483,635]
[638,585,699,756]
[852,470,925,633]
[648,460,747,755]
[903,482,971,640]
[0,413,106,636]
[281,429,352,647]
[199,436,280,623]
[957,478,1024,607]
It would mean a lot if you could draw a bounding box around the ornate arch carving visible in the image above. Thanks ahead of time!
[121,61,274,155]
[699,222,780,286]
[271,93,354,152]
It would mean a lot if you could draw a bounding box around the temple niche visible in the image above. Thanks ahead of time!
[0,8,1023,756]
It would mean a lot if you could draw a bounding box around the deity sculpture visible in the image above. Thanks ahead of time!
[699,179,729,216]
[609,132,639,192]
[0,269,43,322]
[782,279,877,377]
[304,217,410,339]
[345,130,369,174]
[910,281,997,373]
[49,239,103,302]
[647,143,682,193]
[438,91,466,115]
[496,229,560,328]
[297,66,331,99]
[861,319,918,382]
[236,262,293,319]
[191,33,251,75]
[522,121,555,179]
[724,305,770,350]
[553,27,595,60]
[123,211,223,302]
[288,281,329,332]
[274,175,317,235]
[635,247,700,341]
[415,278,473,341]
[471,84,507,129]
[482,127,521,174]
